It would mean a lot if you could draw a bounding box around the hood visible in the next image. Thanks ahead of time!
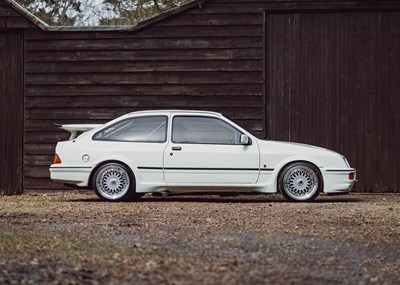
[259,139,340,156]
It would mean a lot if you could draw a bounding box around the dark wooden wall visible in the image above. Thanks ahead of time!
[0,0,35,28]
[0,32,24,195]
[1,0,400,192]
[23,1,264,190]
[266,10,400,192]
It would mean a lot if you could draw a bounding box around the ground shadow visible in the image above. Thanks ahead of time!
[67,194,362,204]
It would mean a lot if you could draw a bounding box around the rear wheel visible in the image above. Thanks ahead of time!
[93,162,140,202]
[278,162,322,202]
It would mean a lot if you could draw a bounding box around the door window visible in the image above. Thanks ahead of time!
[172,116,243,145]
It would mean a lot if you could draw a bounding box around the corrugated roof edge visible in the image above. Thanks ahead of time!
[3,0,210,32]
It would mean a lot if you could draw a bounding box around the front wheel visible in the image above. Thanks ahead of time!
[278,162,322,202]
[92,162,139,202]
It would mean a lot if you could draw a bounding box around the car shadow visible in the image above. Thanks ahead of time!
[67,194,362,204]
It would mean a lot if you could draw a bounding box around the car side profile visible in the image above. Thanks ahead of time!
[50,110,356,202]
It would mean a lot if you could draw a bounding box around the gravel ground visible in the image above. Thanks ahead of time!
[0,193,399,285]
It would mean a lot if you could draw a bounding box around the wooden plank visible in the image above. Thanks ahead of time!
[25,83,262,97]
[155,13,262,26]
[26,108,147,121]
[25,143,56,155]
[25,133,70,143]
[0,16,35,28]
[187,3,264,14]
[25,95,262,109]
[25,60,263,74]
[25,48,262,62]
[25,107,263,121]
[24,154,55,166]
[26,25,262,39]
[0,6,21,17]
[24,166,51,178]
[26,71,262,85]
[189,1,400,14]
[26,37,262,51]
[23,178,67,190]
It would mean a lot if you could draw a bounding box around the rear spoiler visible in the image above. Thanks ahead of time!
[54,124,102,140]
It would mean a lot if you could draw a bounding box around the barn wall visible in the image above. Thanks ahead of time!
[265,10,400,192]
[2,0,399,192]
[23,1,265,190]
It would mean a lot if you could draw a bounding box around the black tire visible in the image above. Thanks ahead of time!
[278,162,322,202]
[92,162,141,202]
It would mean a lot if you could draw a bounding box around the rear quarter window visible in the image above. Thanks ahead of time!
[93,116,168,143]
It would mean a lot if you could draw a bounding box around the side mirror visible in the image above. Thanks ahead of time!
[240,134,251,145]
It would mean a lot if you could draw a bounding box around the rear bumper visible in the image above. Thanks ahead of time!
[49,165,92,187]
[322,168,356,193]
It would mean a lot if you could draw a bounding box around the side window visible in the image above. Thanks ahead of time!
[172,116,242,145]
[93,116,167,143]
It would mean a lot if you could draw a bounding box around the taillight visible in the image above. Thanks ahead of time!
[53,154,61,164]
[349,173,354,180]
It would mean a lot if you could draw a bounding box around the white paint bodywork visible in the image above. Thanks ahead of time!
[50,110,356,195]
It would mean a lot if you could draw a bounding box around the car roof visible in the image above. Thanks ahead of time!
[126,110,223,117]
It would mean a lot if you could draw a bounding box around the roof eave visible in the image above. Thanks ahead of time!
[4,0,49,30]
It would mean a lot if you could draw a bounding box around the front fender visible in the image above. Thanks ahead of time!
[259,155,323,191]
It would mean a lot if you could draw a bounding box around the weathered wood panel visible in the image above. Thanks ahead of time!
[25,84,262,97]
[266,10,400,192]
[191,1,400,13]
[0,1,35,28]
[26,72,261,85]
[26,26,262,39]
[25,48,262,62]
[0,32,24,195]
[25,95,262,109]
[25,60,263,73]
[26,37,262,51]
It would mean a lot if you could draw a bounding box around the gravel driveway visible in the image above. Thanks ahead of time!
[0,193,399,284]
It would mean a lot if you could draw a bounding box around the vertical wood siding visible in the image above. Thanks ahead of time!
[266,11,400,192]
[0,32,24,194]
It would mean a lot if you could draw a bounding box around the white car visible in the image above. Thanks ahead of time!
[50,110,356,202]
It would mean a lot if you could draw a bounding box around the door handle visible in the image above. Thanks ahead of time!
[172,146,182,151]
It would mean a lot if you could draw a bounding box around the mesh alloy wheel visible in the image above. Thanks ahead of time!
[279,162,322,202]
[93,163,133,201]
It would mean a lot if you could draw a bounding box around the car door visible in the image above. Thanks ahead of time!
[163,115,260,184]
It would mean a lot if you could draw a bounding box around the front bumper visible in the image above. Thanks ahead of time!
[322,168,356,193]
